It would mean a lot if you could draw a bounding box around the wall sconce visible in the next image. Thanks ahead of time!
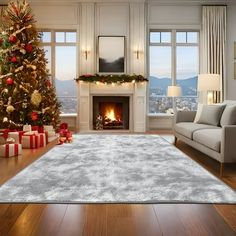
[134,49,141,60]
[82,49,90,60]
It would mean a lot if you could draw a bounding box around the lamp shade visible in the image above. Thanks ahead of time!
[167,86,181,97]
[198,74,220,91]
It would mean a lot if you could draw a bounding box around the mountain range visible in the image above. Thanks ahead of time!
[149,76,197,96]
[53,76,197,97]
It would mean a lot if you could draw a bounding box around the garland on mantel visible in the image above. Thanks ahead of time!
[75,74,148,84]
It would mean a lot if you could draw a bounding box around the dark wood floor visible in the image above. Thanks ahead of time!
[0,131,236,236]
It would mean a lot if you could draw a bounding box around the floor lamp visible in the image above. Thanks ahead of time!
[198,74,221,104]
[167,85,182,113]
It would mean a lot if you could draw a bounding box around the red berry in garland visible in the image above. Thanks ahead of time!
[8,35,17,44]
[6,77,14,85]
[25,43,33,53]
[11,56,17,63]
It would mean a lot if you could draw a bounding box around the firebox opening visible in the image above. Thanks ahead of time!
[93,96,129,130]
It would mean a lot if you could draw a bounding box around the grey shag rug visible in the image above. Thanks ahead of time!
[0,134,236,203]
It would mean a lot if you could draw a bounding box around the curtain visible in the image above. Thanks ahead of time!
[200,6,227,103]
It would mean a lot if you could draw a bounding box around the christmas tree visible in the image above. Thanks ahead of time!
[0,0,60,129]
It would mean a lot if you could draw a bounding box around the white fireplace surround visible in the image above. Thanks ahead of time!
[78,82,147,132]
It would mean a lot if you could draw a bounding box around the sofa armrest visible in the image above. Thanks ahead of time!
[221,125,236,163]
[174,111,196,124]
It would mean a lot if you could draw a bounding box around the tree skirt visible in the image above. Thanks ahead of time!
[0,134,235,203]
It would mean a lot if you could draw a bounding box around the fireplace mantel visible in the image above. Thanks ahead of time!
[77,81,147,132]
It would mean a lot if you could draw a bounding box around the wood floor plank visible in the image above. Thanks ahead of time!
[214,205,236,229]
[0,204,27,236]
[153,204,187,236]
[132,204,162,236]
[56,205,85,236]
[82,204,107,236]
[175,204,236,236]
[7,204,47,236]
[30,204,68,236]
[106,204,136,236]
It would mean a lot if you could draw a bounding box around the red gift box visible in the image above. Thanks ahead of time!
[22,133,46,149]
[32,126,44,133]
[0,143,22,158]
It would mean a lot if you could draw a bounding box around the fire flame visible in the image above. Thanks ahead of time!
[105,107,116,121]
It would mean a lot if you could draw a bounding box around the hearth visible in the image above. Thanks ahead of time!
[93,96,129,130]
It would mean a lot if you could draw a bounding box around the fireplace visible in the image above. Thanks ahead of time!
[93,96,129,130]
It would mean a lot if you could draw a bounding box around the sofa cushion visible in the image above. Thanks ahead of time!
[193,129,221,152]
[220,105,236,126]
[174,122,220,139]
[196,105,225,126]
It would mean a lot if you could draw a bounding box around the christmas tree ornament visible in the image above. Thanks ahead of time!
[8,35,17,44]
[3,117,8,122]
[46,80,52,88]
[31,90,42,107]
[25,43,33,53]
[11,56,17,63]
[0,37,3,46]
[6,105,15,113]
[31,111,38,121]
[20,48,26,54]
[6,77,14,85]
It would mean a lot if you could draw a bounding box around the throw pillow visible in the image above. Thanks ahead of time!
[196,104,225,126]
[220,105,236,126]
[194,103,203,123]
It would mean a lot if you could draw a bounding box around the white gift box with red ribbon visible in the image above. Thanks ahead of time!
[22,133,46,149]
[0,143,22,158]
[8,131,25,144]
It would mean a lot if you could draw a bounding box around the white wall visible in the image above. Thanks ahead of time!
[226,3,236,100]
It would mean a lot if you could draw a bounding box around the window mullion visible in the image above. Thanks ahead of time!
[172,30,176,85]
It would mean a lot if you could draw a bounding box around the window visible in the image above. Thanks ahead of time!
[40,30,77,114]
[149,30,199,114]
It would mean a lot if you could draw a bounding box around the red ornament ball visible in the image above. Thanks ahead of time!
[0,38,3,46]
[31,112,38,121]
[6,77,14,85]
[46,80,52,88]
[25,44,33,53]
[8,35,17,44]
[10,56,17,63]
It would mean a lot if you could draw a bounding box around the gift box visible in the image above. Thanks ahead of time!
[22,133,46,149]
[44,125,54,131]
[32,126,44,133]
[23,125,32,132]
[8,131,25,144]
[0,143,22,158]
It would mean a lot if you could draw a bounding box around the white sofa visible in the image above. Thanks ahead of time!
[173,100,236,176]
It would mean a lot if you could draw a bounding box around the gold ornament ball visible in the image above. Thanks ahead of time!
[6,105,15,113]
[31,90,42,107]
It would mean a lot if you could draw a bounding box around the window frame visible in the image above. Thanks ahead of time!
[39,29,78,114]
[148,29,200,114]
